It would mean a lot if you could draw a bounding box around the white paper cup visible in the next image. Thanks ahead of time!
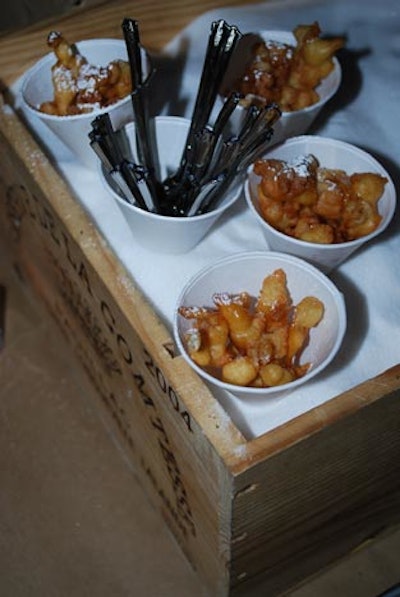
[99,116,243,253]
[219,31,342,146]
[20,38,150,169]
[174,251,346,402]
[245,136,397,272]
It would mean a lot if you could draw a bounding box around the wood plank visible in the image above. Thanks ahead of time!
[228,364,400,472]
[0,0,264,88]
[230,379,400,593]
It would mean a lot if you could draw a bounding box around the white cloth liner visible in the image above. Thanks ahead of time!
[12,0,400,438]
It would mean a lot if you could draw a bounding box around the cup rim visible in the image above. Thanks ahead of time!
[245,135,397,251]
[257,30,341,114]
[20,38,142,122]
[220,28,342,117]
[173,250,347,397]
[100,115,244,222]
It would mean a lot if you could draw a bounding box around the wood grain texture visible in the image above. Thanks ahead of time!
[230,376,400,594]
[0,0,263,88]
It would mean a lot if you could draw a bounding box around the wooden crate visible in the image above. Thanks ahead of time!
[1,11,400,597]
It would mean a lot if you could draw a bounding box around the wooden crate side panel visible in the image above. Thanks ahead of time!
[0,107,243,596]
[231,492,400,597]
[229,376,400,595]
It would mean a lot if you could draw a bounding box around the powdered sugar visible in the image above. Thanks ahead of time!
[264,39,294,61]
[52,60,110,113]
[285,154,318,177]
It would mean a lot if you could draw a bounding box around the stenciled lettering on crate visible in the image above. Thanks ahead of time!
[2,174,198,544]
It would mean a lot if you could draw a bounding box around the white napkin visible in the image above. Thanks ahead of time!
[13,0,400,438]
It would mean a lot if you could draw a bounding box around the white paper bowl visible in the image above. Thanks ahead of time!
[219,30,342,145]
[20,38,150,168]
[245,136,397,272]
[174,251,346,401]
[99,116,243,253]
